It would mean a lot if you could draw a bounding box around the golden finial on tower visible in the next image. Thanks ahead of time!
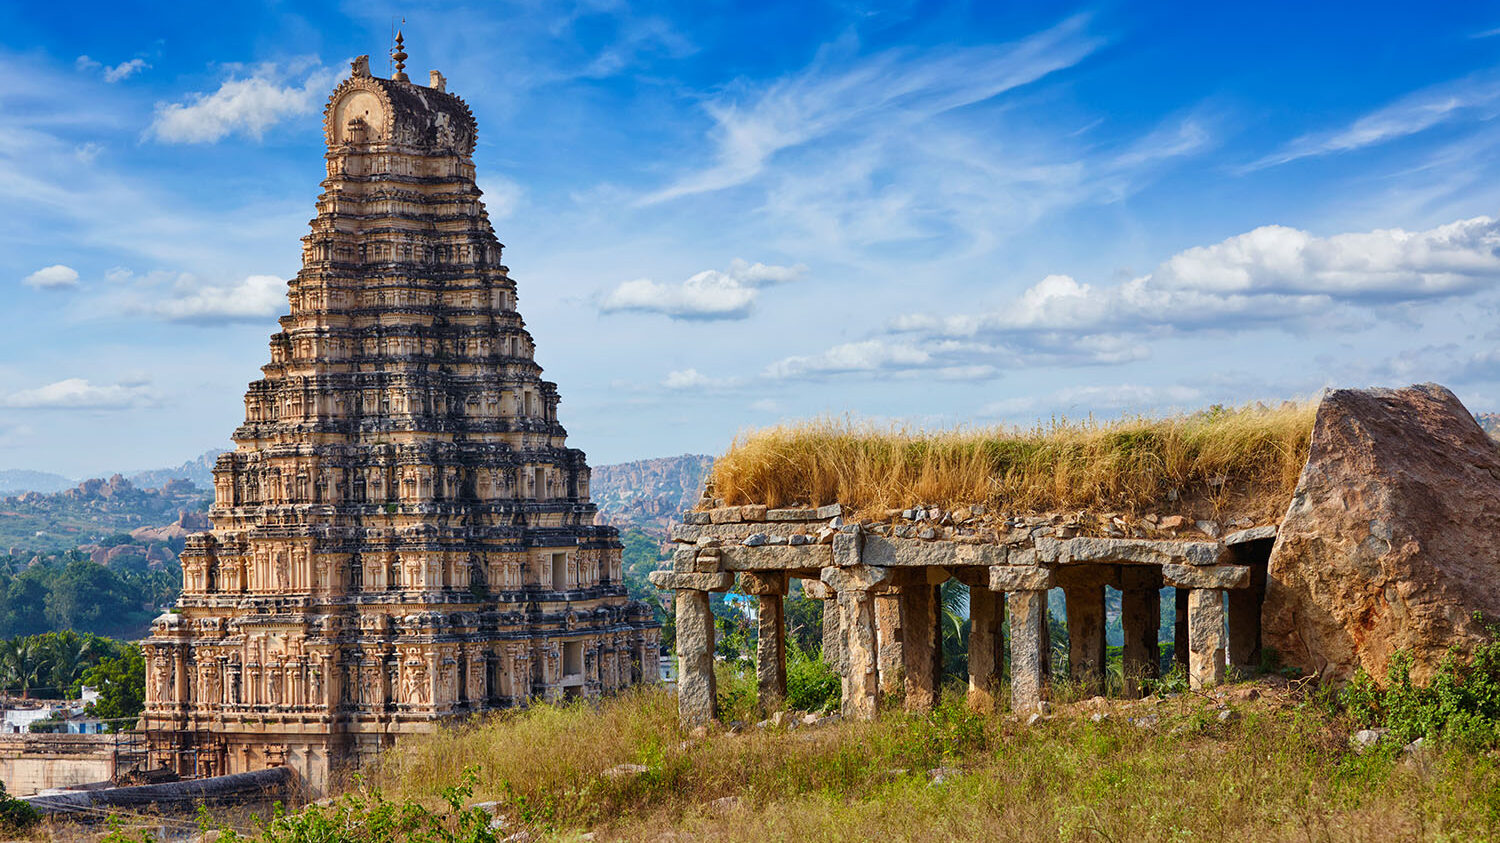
[391,30,409,82]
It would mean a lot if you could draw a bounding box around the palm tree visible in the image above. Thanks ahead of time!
[0,638,52,699]
[43,632,108,697]
[939,580,970,682]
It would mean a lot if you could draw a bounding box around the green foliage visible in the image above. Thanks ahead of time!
[81,646,146,725]
[101,770,503,843]
[0,555,178,639]
[785,643,840,713]
[0,630,129,698]
[1138,663,1190,697]
[783,588,824,653]
[1340,633,1500,748]
[0,780,38,832]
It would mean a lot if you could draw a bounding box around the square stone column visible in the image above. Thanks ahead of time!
[1007,589,1049,714]
[741,572,789,714]
[649,569,734,726]
[1120,566,1161,696]
[900,580,940,712]
[1227,559,1267,669]
[1063,584,1106,694]
[675,588,717,725]
[875,593,904,697]
[1187,588,1227,689]
[822,565,892,721]
[967,584,1004,712]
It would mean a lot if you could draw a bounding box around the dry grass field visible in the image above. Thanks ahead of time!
[344,683,1500,842]
[708,403,1316,522]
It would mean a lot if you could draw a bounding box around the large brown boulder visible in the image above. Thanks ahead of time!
[1263,383,1500,683]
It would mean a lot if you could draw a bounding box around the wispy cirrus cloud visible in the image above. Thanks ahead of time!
[639,15,1104,205]
[1244,70,1500,171]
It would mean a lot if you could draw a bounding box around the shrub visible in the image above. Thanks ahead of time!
[785,643,840,712]
[1340,627,1500,748]
[0,780,38,832]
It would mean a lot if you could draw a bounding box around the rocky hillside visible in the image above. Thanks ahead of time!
[592,454,713,530]
[0,474,210,556]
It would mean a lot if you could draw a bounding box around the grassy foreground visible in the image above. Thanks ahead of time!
[147,682,1500,842]
[708,403,1316,520]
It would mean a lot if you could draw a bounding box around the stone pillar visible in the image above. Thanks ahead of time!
[1187,588,1227,689]
[649,569,733,725]
[741,572,788,714]
[822,565,892,721]
[1174,588,1190,673]
[992,565,1055,714]
[675,588,717,725]
[875,593,903,697]
[900,578,941,712]
[1120,567,1161,696]
[1063,583,1106,694]
[1227,560,1267,669]
[967,584,1004,712]
[1007,590,1049,714]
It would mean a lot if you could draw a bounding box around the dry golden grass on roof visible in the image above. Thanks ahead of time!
[707,402,1317,521]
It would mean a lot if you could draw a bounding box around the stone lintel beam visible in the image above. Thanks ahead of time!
[833,531,863,567]
[821,564,892,593]
[738,571,789,596]
[1036,536,1226,567]
[989,565,1056,592]
[1223,525,1277,545]
[862,535,1029,568]
[1160,563,1250,590]
[716,545,833,572]
[647,571,735,592]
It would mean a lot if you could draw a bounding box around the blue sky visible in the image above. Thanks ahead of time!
[5,2,1500,478]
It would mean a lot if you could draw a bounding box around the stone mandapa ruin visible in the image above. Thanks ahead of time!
[141,39,659,794]
[654,382,1500,725]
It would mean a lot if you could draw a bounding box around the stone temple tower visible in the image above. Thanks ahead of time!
[142,43,660,793]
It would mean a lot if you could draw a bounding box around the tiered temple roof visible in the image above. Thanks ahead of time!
[143,46,659,793]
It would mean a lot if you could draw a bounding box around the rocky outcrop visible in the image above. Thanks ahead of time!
[592,455,712,530]
[1263,383,1500,683]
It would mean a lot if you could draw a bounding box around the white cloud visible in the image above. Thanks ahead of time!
[1,378,158,410]
[74,56,101,72]
[640,15,1102,204]
[103,59,149,83]
[979,384,1203,420]
[148,62,341,143]
[662,368,713,390]
[901,215,1500,342]
[22,264,79,289]
[149,274,287,322]
[477,177,524,220]
[599,259,805,320]
[1246,71,1500,171]
[765,339,934,379]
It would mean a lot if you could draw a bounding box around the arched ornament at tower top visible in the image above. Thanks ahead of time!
[321,56,477,157]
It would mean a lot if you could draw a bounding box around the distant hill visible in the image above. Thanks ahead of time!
[127,449,225,490]
[592,454,713,531]
[0,474,210,556]
[0,469,74,495]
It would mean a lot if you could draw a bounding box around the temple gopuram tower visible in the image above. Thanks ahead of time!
[142,42,660,793]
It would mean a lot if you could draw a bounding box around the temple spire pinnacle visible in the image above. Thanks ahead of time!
[391,31,409,82]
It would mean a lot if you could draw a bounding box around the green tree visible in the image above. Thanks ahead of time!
[0,637,52,698]
[80,646,145,726]
[0,571,49,637]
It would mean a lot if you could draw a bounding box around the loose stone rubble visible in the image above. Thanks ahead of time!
[652,495,1277,724]
[141,44,659,793]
